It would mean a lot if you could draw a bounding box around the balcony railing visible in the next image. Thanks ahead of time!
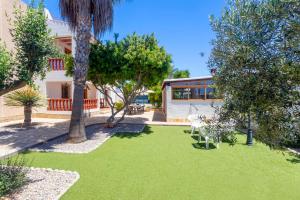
[47,99,98,111]
[49,58,64,71]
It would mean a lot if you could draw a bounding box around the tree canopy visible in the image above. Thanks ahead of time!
[172,68,190,79]
[66,33,172,126]
[0,43,12,92]
[209,0,300,148]
[0,0,57,96]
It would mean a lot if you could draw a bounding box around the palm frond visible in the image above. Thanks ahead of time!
[4,86,44,107]
[59,0,119,36]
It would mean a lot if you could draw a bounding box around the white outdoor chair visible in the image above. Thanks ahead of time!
[188,114,204,135]
[198,123,221,149]
[191,119,204,135]
[187,114,199,122]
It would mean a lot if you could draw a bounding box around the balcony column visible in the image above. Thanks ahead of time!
[96,90,101,109]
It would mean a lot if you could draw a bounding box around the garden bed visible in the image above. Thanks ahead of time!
[5,168,79,200]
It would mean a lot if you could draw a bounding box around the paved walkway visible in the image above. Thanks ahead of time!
[30,124,145,154]
[0,111,189,158]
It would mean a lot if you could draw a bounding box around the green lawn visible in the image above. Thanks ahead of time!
[21,126,300,200]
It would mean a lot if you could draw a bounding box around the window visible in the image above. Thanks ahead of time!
[172,88,191,99]
[84,89,88,99]
[171,79,217,100]
[172,87,216,100]
[190,88,205,99]
[61,83,70,99]
[206,80,214,85]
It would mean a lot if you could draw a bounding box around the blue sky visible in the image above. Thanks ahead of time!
[24,0,226,77]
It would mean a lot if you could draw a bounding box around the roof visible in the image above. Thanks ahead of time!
[162,76,213,89]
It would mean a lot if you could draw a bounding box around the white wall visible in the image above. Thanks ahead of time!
[165,86,223,121]
[35,70,73,98]
[47,20,76,57]
[46,81,72,98]
[87,83,97,99]
[47,20,73,38]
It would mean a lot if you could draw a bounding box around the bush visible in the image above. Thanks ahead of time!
[4,86,44,126]
[0,157,28,197]
[114,101,124,112]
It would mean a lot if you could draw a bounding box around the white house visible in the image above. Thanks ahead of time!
[33,10,113,118]
[162,76,223,122]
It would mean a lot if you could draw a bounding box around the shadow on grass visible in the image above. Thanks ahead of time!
[184,130,192,134]
[286,153,300,164]
[189,131,236,150]
[112,125,153,139]
[192,142,217,150]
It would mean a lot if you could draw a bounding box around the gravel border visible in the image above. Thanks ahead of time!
[6,167,79,200]
[29,124,145,154]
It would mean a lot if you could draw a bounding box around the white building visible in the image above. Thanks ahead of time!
[162,76,223,122]
[34,10,112,118]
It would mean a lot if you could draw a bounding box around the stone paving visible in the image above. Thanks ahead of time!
[0,111,188,159]
[30,124,145,154]
[0,120,70,158]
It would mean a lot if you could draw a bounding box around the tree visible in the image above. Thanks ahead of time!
[0,42,13,92]
[209,0,300,148]
[59,0,118,143]
[0,1,56,96]
[172,68,190,78]
[90,33,171,126]
[67,33,172,127]
[5,86,43,127]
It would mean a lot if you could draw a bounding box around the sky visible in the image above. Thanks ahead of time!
[24,0,226,77]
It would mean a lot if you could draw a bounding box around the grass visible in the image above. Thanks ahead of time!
[20,125,300,200]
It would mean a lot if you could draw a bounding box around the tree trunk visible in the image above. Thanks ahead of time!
[23,105,32,127]
[106,107,120,128]
[106,103,129,127]
[68,84,87,143]
[67,14,91,143]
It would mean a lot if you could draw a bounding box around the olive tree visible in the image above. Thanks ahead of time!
[209,0,300,148]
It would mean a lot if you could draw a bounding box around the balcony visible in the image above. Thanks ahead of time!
[49,58,64,71]
[47,99,98,111]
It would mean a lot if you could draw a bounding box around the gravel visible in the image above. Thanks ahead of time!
[30,124,145,154]
[7,168,79,200]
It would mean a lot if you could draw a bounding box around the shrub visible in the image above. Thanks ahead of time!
[0,157,28,197]
[0,42,13,91]
[114,101,124,112]
[206,104,238,146]
[4,86,44,126]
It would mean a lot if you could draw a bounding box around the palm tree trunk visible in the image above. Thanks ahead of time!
[67,14,91,143]
[23,105,32,127]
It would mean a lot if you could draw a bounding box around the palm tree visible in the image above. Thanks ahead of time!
[5,86,43,127]
[59,0,118,143]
